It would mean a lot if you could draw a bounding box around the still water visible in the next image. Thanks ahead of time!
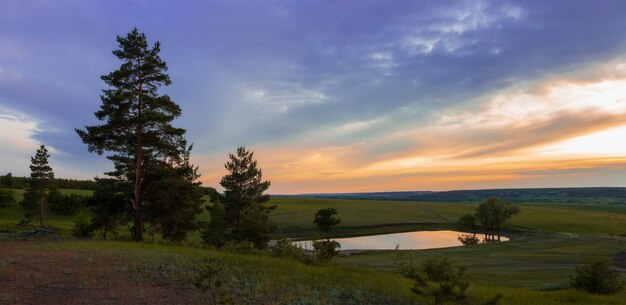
[294,230,509,251]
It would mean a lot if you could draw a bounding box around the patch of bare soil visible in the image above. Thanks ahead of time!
[0,241,206,305]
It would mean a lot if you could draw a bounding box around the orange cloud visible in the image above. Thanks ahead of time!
[196,77,626,194]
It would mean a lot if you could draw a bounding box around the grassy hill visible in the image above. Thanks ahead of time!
[1,189,625,304]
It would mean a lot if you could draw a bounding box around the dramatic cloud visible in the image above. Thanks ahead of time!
[2,1,626,192]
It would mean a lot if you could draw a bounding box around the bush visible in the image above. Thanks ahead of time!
[49,191,86,215]
[193,257,233,304]
[410,257,469,305]
[570,259,624,294]
[0,189,16,207]
[72,209,94,238]
[313,240,341,264]
[457,214,477,230]
[271,238,310,262]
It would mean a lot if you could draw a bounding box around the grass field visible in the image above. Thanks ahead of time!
[1,190,625,304]
[269,197,626,237]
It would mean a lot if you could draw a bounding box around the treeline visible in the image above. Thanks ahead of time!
[294,187,626,204]
[1,172,220,195]
[0,173,98,190]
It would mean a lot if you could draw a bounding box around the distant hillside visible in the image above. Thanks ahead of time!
[286,187,626,204]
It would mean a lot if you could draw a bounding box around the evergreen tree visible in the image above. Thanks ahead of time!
[202,199,230,247]
[143,143,205,242]
[0,189,16,207]
[208,146,274,248]
[85,178,129,240]
[21,145,55,228]
[76,28,186,241]
[1,172,14,188]
[410,257,469,305]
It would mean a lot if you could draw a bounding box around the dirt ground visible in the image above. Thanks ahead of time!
[0,241,205,305]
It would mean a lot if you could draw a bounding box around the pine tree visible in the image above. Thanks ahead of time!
[76,28,186,241]
[143,143,205,242]
[21,145,55,228]
[85,178,129,240]
[212,146,274,248]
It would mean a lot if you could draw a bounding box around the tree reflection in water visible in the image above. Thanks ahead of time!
[457,233,503,245]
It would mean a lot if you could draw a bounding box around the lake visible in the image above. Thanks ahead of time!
[293,230,509,251]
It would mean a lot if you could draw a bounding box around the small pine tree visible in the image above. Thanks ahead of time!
[21,145,55,228]
[410,257,469,305]
[193,258,233,304]
[202,199,231,247]
[213,146,275,248]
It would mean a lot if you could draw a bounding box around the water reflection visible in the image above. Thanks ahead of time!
[294,230,509,251]
[457,233,503,245]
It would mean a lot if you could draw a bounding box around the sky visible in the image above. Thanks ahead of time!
[2,0,626,194]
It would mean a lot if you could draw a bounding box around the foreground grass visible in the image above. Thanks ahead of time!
[337,233,626,288]
[2,193,625,304]
[2,240,417,305]
[2,239,624,305]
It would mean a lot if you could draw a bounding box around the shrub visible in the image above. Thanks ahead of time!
[457,214,477,230]
[410,257,469,305]
[0,189,16,207]
[394,251,471,305]
[313,240,341,264]
[271,238,310,262]
[570,259,624,294]
[193,257,233,304]
[72,208,94,238]
[49,191,86,215]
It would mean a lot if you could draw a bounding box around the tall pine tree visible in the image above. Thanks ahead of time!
[76,28,187,241]
[21,145,55,228]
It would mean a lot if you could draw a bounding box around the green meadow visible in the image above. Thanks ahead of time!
[1,190,626,304]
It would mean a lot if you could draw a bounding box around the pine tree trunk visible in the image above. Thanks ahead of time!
[134,146,143,241]
[133,77,145,242]
[235,207,240,241]
[39,196,45,229]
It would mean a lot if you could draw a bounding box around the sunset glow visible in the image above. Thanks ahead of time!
[2,1,626,193]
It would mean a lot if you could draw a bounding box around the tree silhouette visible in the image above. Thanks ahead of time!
[210,146,274,247]
[22,145,55,228]
[76,28,186,241]
[314,208,340,241]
